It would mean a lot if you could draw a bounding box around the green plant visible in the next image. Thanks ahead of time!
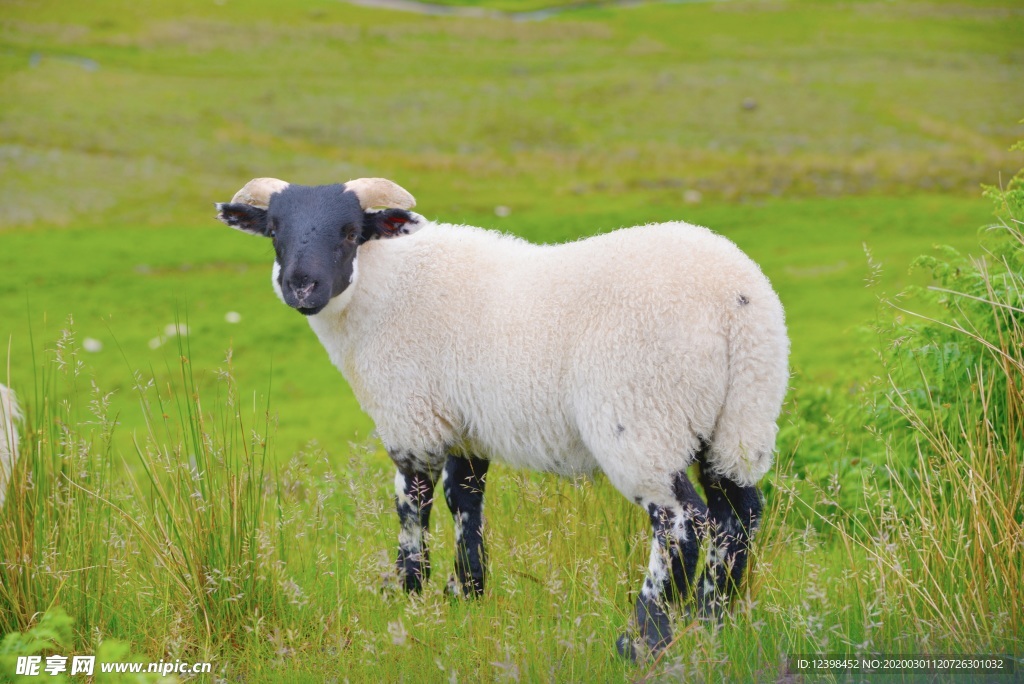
[0,608,166,683]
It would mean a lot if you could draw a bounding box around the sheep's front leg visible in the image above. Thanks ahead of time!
[442,454,490,596]
[394,468,438,593]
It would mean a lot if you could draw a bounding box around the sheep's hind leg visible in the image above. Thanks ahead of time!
[616,485,705,661]
[666,472,709,604]
[394,466,440,593]
[694,461,763,620]
[441,454,490,597]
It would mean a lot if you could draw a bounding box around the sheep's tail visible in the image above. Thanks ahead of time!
[1,383,22,506]
[708,295,789,487]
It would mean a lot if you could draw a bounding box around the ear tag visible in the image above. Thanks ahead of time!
[381,214,410,237]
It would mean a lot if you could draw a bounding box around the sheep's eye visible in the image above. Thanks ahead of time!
[343,223,361,241]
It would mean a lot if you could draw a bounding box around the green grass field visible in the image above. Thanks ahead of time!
[1,0,1022,680]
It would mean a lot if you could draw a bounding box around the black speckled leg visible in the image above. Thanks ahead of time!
[667,471,708,604]
[442,454,490,597]
[695,463,762,619]
[617,488,706,662]
[617,504,675,660]
[394,467,438,593]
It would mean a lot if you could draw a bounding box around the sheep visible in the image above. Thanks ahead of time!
[0,383,22,509]
[215,177,789,659]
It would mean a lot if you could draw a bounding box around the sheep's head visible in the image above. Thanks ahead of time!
[216,178,421,316]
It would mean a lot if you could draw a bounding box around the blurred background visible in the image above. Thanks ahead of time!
[1,0,1021,456]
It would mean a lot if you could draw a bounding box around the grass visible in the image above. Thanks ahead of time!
[0,0,1022,680]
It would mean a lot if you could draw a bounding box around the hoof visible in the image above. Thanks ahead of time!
[617,629,670,662]
[444,575,462,598]
[396,552,429,593]
[444,574,485,598]
[616,634,640,662]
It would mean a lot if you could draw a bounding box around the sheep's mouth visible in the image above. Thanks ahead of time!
[296,304,325,316]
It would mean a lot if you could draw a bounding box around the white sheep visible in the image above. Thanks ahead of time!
[0,383,22,509]
[215,177,789,658]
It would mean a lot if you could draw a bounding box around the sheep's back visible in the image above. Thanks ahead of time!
[442,222,782,492]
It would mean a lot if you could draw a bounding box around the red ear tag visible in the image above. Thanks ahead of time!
[383,215,409,236]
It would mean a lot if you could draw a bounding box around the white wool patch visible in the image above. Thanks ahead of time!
[1,384,22,508]
[394,471,412,509]
[394,471,424,551]
[271,260,284,305]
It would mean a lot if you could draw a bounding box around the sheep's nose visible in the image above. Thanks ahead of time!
[289,277,318,302]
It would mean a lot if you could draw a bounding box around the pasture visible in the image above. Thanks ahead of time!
[1,0,1022,681]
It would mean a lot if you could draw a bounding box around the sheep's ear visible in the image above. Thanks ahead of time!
[363,208,420,240]
[216,202,270,236]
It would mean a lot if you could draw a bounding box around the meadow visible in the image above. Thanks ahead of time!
[1,0,1022,681]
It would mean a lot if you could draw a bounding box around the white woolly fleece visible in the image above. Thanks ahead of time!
[303,221,789,507]
[0,384,22,508]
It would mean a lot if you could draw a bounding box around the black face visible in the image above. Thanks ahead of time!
[216,183,416,316]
